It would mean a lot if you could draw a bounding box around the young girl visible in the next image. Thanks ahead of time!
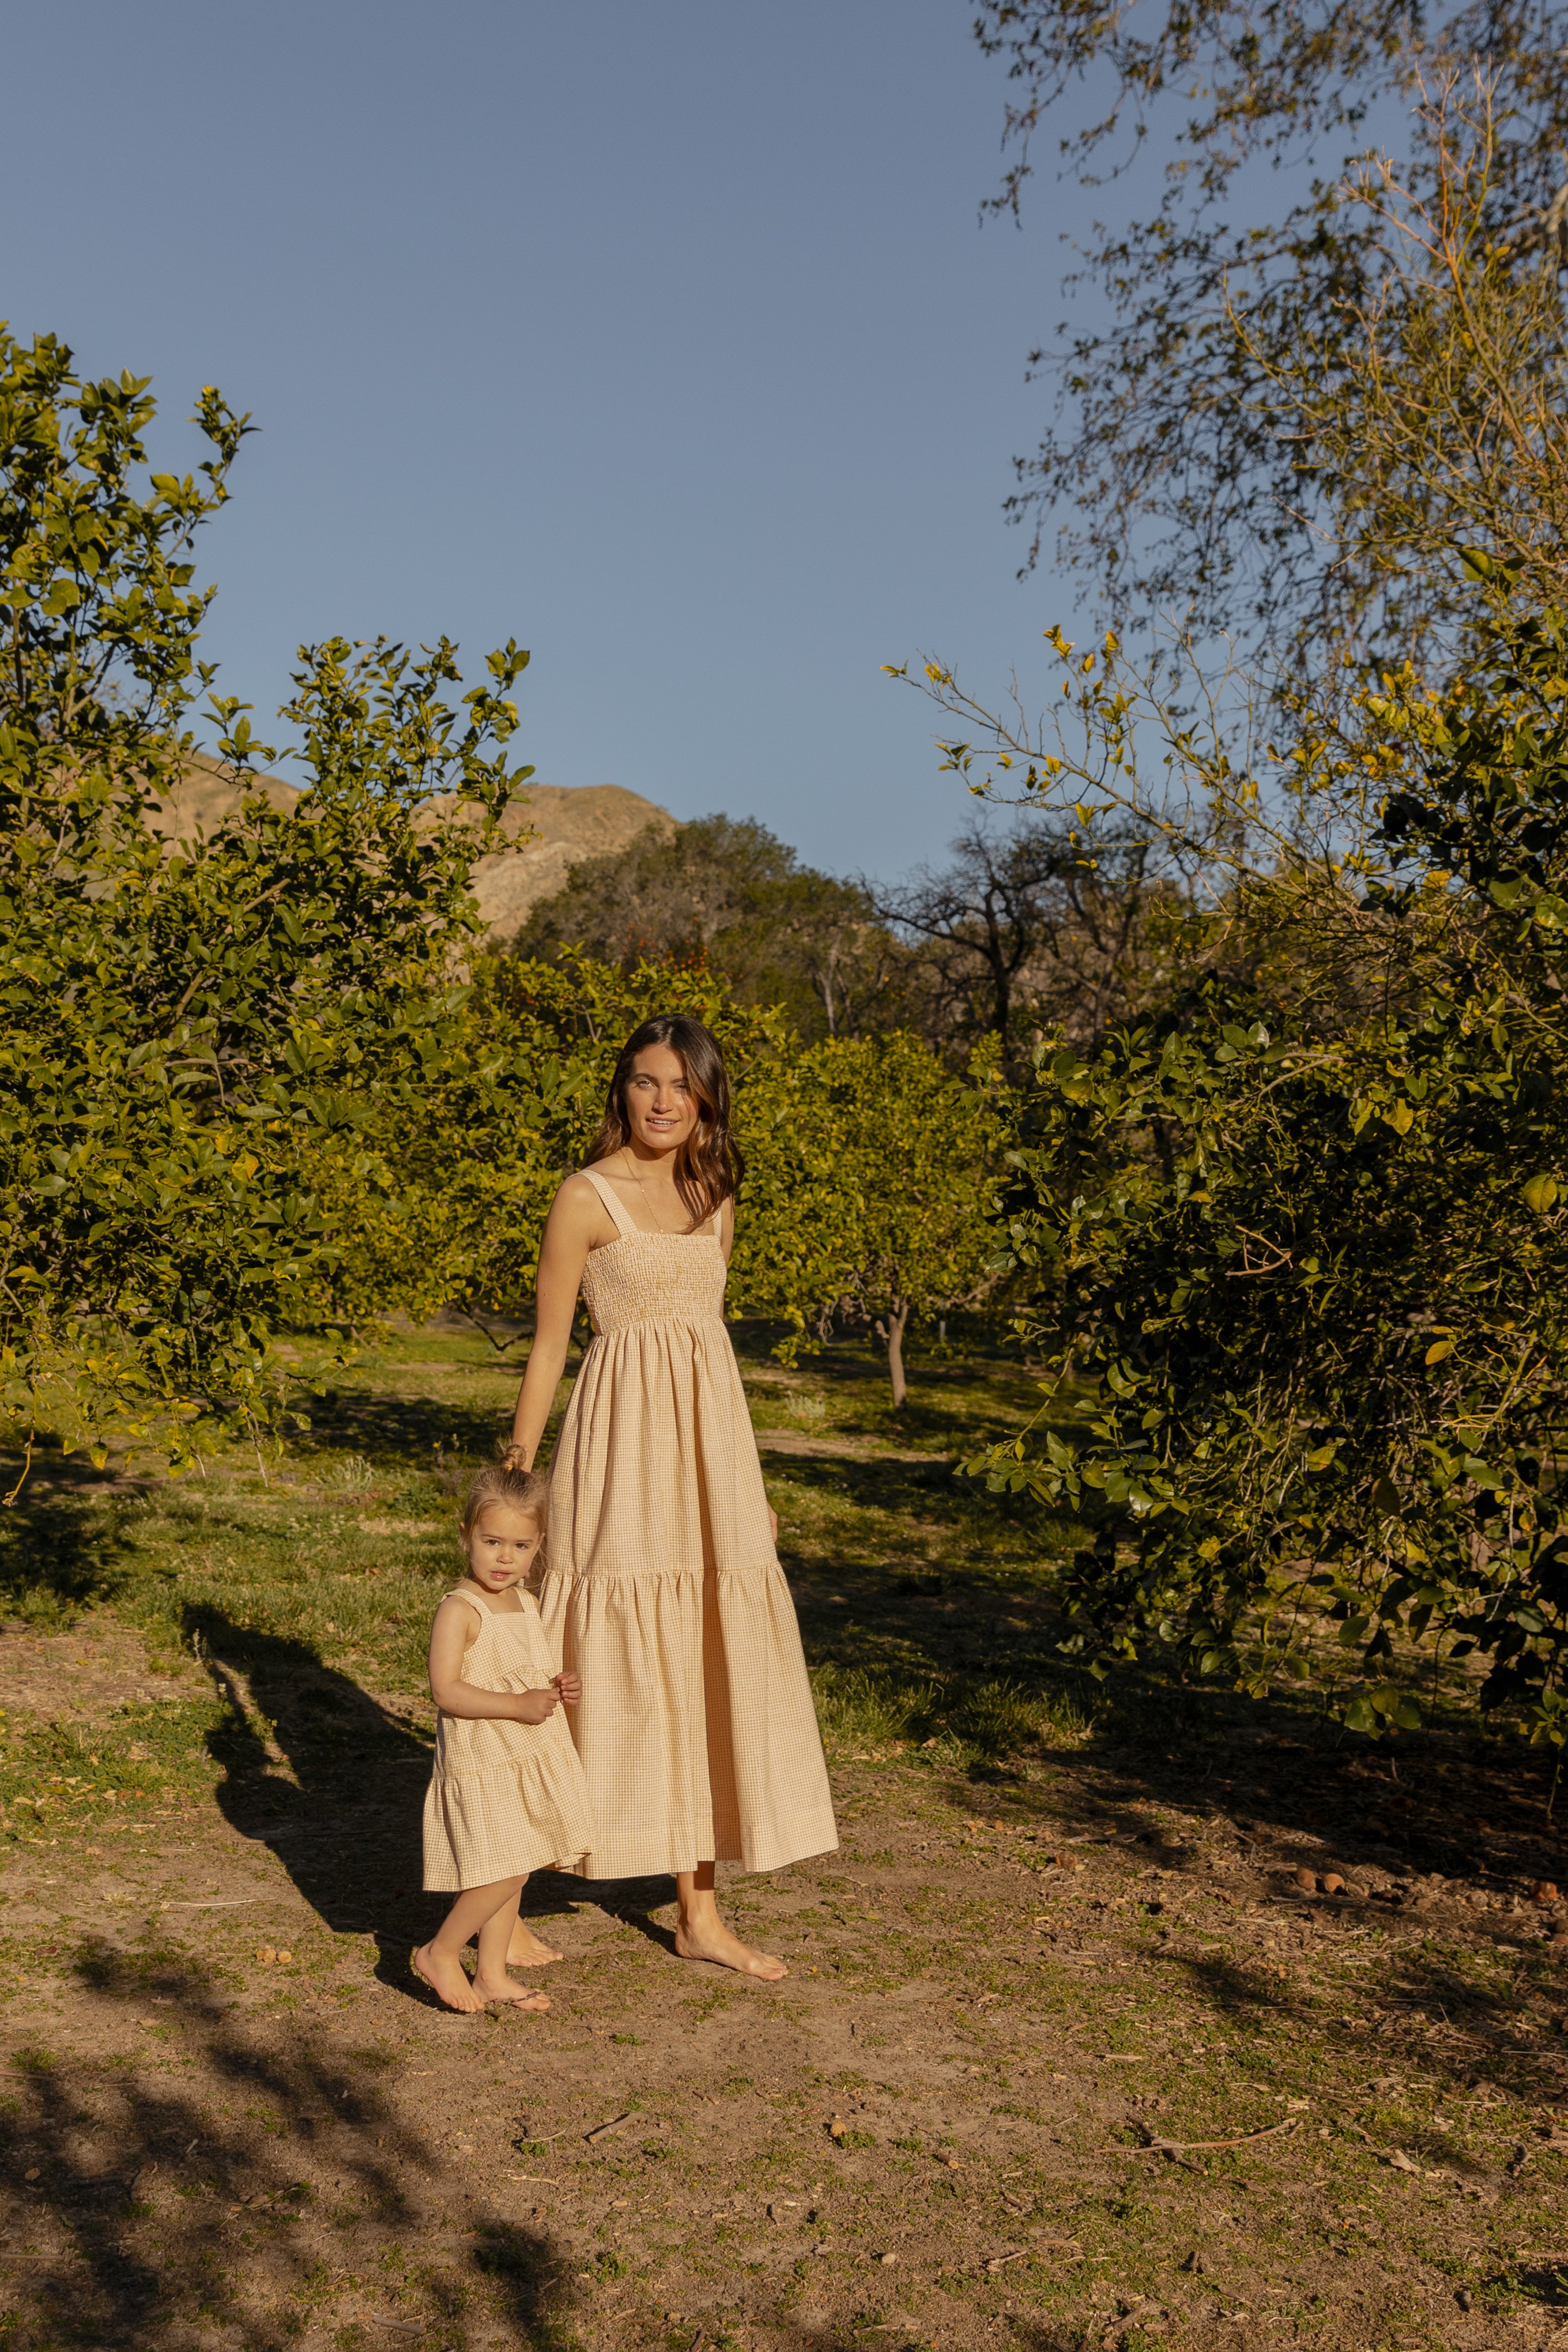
[415,1465,595,2013]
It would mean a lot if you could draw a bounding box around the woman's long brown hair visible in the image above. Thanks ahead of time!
[586,1015,742,1229]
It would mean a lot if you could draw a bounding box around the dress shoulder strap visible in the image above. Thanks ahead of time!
[581,1164,638,1237]
[441,1586,491,1615]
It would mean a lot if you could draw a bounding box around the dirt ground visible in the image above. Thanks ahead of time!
[0,1615,1565,2352]
[0,1332,1564,2352]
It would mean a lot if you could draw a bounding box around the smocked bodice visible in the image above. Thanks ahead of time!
[579,1231,728,1337]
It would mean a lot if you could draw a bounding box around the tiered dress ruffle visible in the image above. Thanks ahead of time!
[538,1171,838,1880]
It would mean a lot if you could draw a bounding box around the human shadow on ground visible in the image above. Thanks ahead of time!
[186,1604,442,1967]
[187,1606,689,1999]
[2,1950,577,2351]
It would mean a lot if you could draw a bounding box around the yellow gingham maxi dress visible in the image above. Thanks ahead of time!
[538,1167,838,1881]
[422,1588,595,1890]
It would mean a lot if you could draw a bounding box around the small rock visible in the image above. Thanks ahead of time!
[1457,2289,1474,2311]
[1322,1872,1345,1895]
[1293,1866,1318,1892]
[879,2251,898,2265]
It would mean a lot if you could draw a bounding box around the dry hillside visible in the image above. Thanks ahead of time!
[147,752,675,948]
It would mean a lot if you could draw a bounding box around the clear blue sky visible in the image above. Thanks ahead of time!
[0,0,1091,877]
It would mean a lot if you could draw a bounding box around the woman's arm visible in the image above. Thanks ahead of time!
[427,1597,562,1724]
[720,1191,777,1542]
[507,1175,610,1469]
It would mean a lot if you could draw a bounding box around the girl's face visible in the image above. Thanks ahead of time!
[464,1503,542,1593]
[624,1045,699,1157]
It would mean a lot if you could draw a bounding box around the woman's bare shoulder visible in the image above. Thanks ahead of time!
[549,1170,610,1221]
[559,1167,607,1200]
[542,1170,619,1257]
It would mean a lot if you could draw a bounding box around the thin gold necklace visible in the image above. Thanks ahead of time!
[619,1147,681,1234]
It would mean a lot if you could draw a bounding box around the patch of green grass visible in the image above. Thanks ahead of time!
[809,1662,1094,1767]
[0,1696,226,1845]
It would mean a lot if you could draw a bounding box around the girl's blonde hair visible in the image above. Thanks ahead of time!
[459,1463,549,1541]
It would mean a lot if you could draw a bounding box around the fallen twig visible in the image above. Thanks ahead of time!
[1110,2115,1298,2159]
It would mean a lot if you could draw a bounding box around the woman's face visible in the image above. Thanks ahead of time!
[624,1045,699,1157]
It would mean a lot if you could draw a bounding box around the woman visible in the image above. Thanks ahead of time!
[505,1014,837,1979]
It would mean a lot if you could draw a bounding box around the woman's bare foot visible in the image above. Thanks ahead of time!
[471,1972,551,2010]
[674,1919,788,1981]
[506,1920,565,1968]
[412,1942,486,2013]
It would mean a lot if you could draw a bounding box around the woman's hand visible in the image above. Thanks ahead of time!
[553,1671,582,1706]
[508,1176,607,1466]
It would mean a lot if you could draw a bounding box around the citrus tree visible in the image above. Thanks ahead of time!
[969,589,1568,1752]
[324,966,1007,1408]
[0,325,533,1478]
[732,1032,1007,1403]
[307,950,789,1345]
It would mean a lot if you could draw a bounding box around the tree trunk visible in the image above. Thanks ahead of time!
[876,1298,909,1408]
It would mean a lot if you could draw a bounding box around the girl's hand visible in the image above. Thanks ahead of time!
[514,1686,561,1725]
[553,1671,582,1706]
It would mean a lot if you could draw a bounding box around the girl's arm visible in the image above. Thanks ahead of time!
[506,1175,610,1470]
[428,1596,562,1724]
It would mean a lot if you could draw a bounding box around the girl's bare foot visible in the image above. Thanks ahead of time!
[471,1972,551,2009]
[412,1942,486,2013]
[674,1920,788,1981]
[506,1920,564,1968]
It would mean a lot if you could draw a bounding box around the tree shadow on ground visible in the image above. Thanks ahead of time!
[0,1472,147,1625]
[1152,1927,1568,2120]
[771,1434,1568,1897]
[0,1950,580,2350]
[286,1384,507,1482]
